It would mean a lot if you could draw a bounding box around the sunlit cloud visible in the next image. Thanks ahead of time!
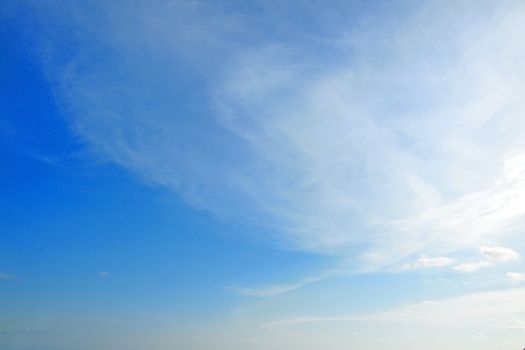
[27,0,525,272]
[403,256,455,270]
[453,261,491,273]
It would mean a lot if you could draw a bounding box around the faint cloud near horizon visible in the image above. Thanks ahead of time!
[227,269,339,297]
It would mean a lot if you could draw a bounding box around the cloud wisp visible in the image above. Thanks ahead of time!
[453,261,491,273]
[228,276,327,298]
[403,256,456,270]
[227,269,343,297]
[232,244,521,296]
[27,0,525,269]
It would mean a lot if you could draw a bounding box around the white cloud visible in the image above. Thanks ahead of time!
[30,0,525,269]
[453,261,491,273]
[99,271,111,278]
[507,272,525,284]
[451,246,519,273]
[404,256,455,270]
[480,246,519,263]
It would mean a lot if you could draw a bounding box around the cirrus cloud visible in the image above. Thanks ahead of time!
[25,0,525,271]
[403,256,455,270]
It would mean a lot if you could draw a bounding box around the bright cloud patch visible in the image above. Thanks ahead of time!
[453,261,491,273]
[404,256,455,270]
[480,246,519,263]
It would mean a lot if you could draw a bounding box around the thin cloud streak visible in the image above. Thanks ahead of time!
[403,256,455,270]
[453,261,491,273]
[228,269,341,297]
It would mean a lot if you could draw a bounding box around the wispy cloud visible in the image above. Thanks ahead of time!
[403,256,455,270]
[228,270,339,297]
[453,261,491,273]
[28,0,525,269]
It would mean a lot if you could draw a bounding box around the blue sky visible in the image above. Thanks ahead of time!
[2,1,525,349]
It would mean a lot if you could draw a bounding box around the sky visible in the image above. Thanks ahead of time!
[2,0,525,349]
